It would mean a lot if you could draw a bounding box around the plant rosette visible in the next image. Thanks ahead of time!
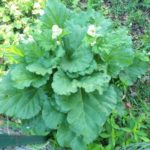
[0,0,149,150]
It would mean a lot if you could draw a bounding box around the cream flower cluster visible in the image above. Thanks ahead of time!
[8,2,22,17]
[87,25,97,46]
[52,25,63,39]
[87,25,96,37]
[32,2,44,16]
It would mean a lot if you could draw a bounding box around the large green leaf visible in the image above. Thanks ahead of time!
[41,0,71,28]
[56,86,118,143]
[57,123,86,150]
[26,47,65,76]
[61,45,93,73]
[63,21,86,51]
[0,76,45,119]
[107,47,134,77]
[52,70,78,95]
[26,61,53,76]
[98,28,134,77]
[119,58,148,85]
[23,114,48,135]
[66,60,97,78]
[26,56,57,76]
[52,70,110,95]
[69,10,112,36]
[78,60,98,76]
[10,64,49,89]
[42,98,65,129]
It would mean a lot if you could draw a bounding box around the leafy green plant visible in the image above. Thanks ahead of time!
[0,0,148,150]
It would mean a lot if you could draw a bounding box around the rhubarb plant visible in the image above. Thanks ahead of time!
[0,0,148,149]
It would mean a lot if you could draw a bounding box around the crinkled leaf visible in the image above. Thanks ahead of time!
[98,28,134,77]
[107,48,134,77]
[26,49,63,76]
[66,60,97,78]
[26,56,57,76]
[78,60,97,76]
[42,98,65,129]
[32,75,49,88]
[61,45,93,73]
[94,12,112,36]
[52,70,78,95]
[119,58,148,85]
[10,64,49,89]
[56,86,118,143]
[26,62,53,76]
[52,70,110,95]
[76,72,110,94]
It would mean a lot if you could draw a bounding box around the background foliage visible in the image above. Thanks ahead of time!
[0,0,46,76]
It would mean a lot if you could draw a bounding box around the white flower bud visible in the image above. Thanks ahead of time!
[87,25,96,37]
[52,25,63,39]
[56,41,61,45]
[10,4,18,11]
